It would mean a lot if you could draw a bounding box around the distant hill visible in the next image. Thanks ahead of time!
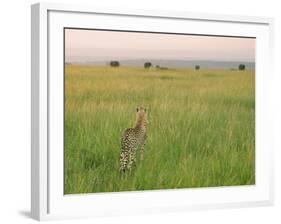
[68,59,255,69]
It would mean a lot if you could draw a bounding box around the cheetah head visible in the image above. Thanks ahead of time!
[136,106,148,124]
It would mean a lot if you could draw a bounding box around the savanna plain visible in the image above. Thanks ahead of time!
[64,65,255,194]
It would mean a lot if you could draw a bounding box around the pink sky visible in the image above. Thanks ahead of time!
[65,29,255,62]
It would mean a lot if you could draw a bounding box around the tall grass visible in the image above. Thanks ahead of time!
[64,65,255,194]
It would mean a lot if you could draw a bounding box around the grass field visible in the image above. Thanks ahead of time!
[64,65,255,194]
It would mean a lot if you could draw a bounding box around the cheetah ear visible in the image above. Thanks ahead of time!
[136,107,139,112]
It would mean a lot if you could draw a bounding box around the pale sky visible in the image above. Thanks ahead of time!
[65,29,255,62]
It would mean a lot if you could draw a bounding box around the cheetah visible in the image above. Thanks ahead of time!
[119,106,148,173]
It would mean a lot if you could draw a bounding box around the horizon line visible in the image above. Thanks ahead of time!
[65,59,255,63]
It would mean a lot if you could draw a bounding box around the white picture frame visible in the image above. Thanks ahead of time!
[31,2,275,221]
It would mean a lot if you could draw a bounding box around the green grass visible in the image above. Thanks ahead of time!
[64,65,255,194]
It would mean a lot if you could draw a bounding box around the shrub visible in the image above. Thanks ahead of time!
[110,61,120,67]
[238,64,246,70]
[144,62,152,69]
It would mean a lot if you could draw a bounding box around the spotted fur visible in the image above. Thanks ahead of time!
[120,106,148,173]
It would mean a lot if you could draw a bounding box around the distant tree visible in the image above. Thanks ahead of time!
[144,62,152,69]
[195,65,200,70]
[238,64,246,70]
[156,65,160,69]
[110,61,120,67]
